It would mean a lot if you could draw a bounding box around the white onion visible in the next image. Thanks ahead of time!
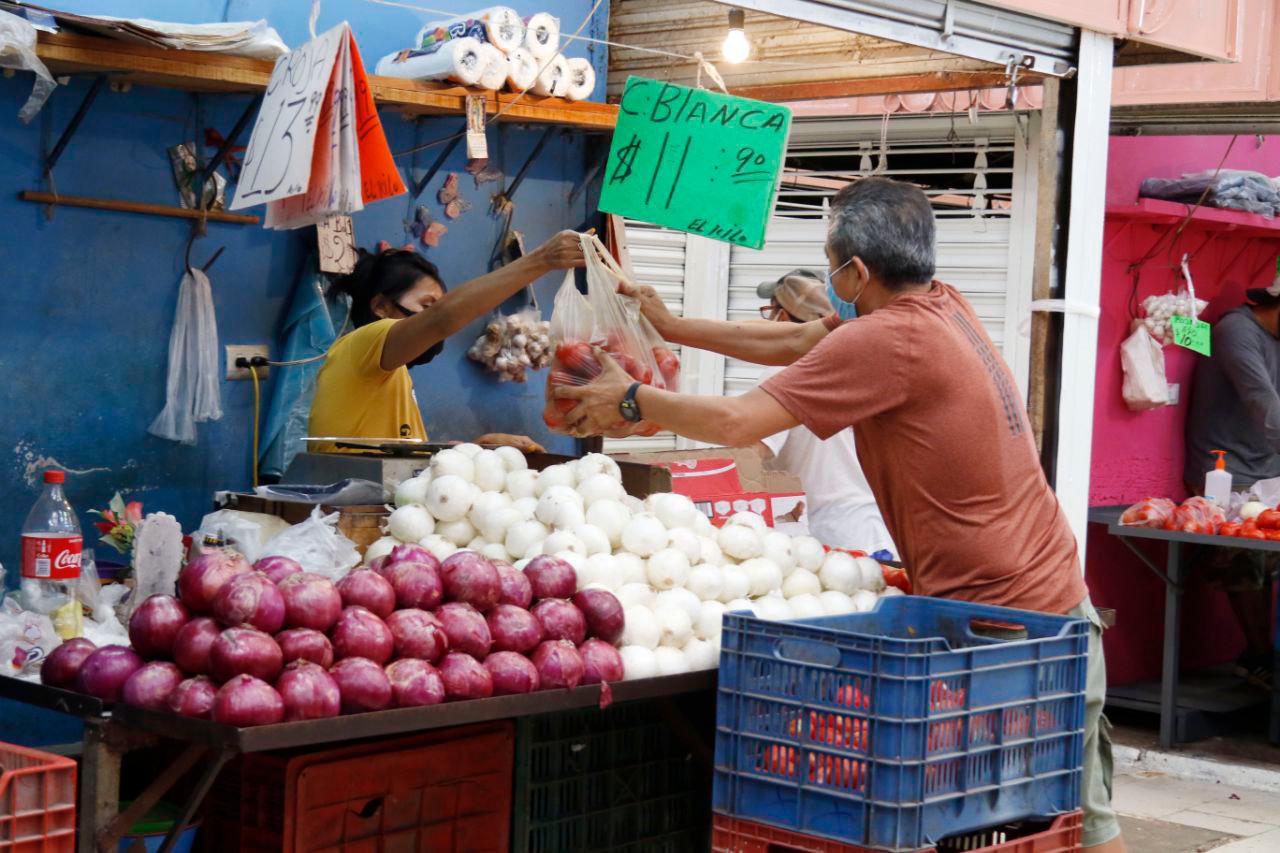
[571,524,611,556]
[553,550,587,578]
[656,588,701,624]
[506,470,538,499]
[622,605,659,649]
[514,558,531,570]
[478,507,523,544]
[430,448,475,482]
[581,554,618,590]
[788,594,825,619]
[819,551,860,594]
[505,520,549,560]
[616,582,655,608]
[481,543,511,562]
[472,450,507,492]
[724,598,755,614]
[782,569,821,599]
[855,556,886,592]
[438,518,477,547]
[466,536,489,552]
[740,558,783,597]
[543,530,586,556]
[388,505,435,543]
[692,513,714,537]
[512,496,538,519]
[585,500,630,548]
[394,476,431,508]
[468,491,512,528]
[647,493,698,530]
[697,537,724,566]
[727,511,768,533]
[654,646,690,675]
[818,590,854,615]
[622,495,645,514]
[718,525,762,561]
[851,589,880,612]
[426,475,474,522]
[619,645,658,680]
[535,464,577,494]
[682,637,719,671]
[719,567,751,603]
[536,486,585,529]
[574,453,622,482]
[753,595,792,621]
[793,536,825,571]
[654,605,693,647]
[418,534,457,561]
[686,565,724,603]
[1241,501,1267,520]
[881,586,905,598]
[363,536,398,566]
[695,600,726,640]
[494,445,528,473]
[613,553,647,586]
[762,531,794,573]
[453,442,483,458]
[577,474,624,506]
[646,549,690,590]
[622,515,668,557]
[666,528,701,563]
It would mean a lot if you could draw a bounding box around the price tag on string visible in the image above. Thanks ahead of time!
[465,95,488,160]
[1171,314,1212,356]
[317,215,357,274]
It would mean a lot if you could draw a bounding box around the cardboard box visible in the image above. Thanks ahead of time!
[610,447,802,495]
[695,491,806,528]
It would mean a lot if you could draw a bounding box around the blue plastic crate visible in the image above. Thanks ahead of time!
[713,596,1088,851]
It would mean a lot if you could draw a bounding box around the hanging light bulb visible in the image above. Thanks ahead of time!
[722,9,750,64]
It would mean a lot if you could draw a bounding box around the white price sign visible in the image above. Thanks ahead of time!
[317,215,357,274]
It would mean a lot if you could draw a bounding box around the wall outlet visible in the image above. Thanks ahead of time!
[225,345,270,380]
[1167,383,1180,405]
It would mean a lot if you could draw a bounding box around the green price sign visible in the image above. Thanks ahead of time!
[1170,314,1211,356]
[599,77,792,250]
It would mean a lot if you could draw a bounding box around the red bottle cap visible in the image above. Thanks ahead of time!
[43,470,65,484]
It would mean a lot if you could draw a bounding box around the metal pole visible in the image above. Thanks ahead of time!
[1160,542,1183,749]
[45,76,107,175]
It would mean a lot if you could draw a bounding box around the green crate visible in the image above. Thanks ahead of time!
[513,699,709,852]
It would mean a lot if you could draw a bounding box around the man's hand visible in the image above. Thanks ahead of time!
[473,433,546,453]
[529,229,593,273]
[553,348,635,436]
[618,280,678,338]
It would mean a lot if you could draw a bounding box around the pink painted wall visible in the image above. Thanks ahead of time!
[1088,135,1280,684]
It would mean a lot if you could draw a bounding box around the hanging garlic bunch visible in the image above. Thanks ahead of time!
[467,308,553,382]
[1140,291,1209,345]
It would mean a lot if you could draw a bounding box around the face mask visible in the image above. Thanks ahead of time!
[825,258,859,320]
[393,300,445,367]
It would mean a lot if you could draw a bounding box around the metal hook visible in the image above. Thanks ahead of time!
[184,218,223,275]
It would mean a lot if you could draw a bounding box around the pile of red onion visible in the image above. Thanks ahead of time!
[42,547,625,726]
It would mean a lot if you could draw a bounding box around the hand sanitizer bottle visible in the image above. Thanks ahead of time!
[1205,450,1232,508]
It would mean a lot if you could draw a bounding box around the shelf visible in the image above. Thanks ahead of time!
[1107,197,1280,238]
[35,31,617,130]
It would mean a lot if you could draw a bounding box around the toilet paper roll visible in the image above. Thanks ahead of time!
[564,57,595,102]
[416,7,525,54]
[505,46,539,91]
[376,38,485,86]
[530,53,569,98]
[477,42,509,90]
[523,13,560,60]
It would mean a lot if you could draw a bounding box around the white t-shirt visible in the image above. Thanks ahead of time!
[760,367,896,556]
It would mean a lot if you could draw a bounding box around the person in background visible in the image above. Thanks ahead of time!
[1183,279,1280,689]
[557,178,1122,851]
[309,232,585,452]
[755,270,894,554]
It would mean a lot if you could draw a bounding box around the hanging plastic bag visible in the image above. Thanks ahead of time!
[0,11,56,123]
[1120,323,1169,411]
[468,305,553,382]
[150,268,223,444]
[258,507,361,582]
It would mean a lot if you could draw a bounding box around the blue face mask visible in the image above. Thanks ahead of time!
[826,257,858,320]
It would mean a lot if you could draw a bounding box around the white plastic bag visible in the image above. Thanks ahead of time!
[194,510,291,564]
[1121,324,1169,411]
[258,507,360,581]
[0,11,55,123]
[150,269,223,444]
[0,595,58,681]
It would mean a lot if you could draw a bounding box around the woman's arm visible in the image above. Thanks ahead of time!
[381,230,586,370]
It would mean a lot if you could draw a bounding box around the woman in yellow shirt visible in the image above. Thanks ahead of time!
[309,230,584,450]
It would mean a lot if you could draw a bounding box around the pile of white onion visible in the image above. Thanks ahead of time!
[382,445,900,680]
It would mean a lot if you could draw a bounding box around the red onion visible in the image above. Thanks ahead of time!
[178,549,251,613]
[385,609,449,663]
[579,639,625,685]
[209,627,284,683]
[523,556,577,600]
[77,645,144,702]
[127,595,190,660]
[385,659,446,707]
[172,617,221,675]
[121,661,183,711]
[531,599,587,645]
[388,561,444,611]
[330,657,393,713]
[331,606,394,665]
[438,652,493,700]
[278,573,342,632]
[434,602,492,660]
[336,570,396,619]
[254,555,303,585]
[213,572,286,633]
[440,552,501,611]
[168,676,217,719]
[571,589,625,643]
[41,638,96,688]
[390,543,435,567]
[213,674,285,726]
[493,560,533,608]
[276,661,341,721]
[484,651,540,695]
[368,555,390,576]
[486,605,543,654]
[276,628,334,668]
[532,640,585,690]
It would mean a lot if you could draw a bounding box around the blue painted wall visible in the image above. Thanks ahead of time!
[0,0,608,587]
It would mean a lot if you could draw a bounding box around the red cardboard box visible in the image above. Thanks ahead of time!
[695,491,806,527]
[651,458,742,500]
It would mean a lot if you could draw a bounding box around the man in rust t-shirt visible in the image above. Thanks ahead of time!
[555,177,1120,850]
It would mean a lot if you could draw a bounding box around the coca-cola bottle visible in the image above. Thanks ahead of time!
[21,470,83,639]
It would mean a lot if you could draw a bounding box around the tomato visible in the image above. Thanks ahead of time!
[1241,527,1268,540]
[653,346,680,386]
[1256,509,1280,530]
[555,342,599,378]
[1218,522,1242,538]
[882,566,912,595]
[1264,529,1280,541]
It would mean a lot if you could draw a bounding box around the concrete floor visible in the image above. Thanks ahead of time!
[1114,767,1280,851]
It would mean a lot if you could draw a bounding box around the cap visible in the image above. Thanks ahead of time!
[43,470,65,484]
[1211,449,1227,470]
[756,269,833,322]
[1246,271,1280,306]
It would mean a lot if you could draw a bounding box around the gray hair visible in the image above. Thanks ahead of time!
[827,178,936,288]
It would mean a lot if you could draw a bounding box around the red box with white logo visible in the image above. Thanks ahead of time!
[694,492,805,528]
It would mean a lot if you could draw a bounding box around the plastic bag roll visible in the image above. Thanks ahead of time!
[376,37,484,86]
[477,42,508,91]
[565,57,595,101]
[530,53,569,97]
[523,13,560,59]
[505,46,538,91]
[415,7,524,54]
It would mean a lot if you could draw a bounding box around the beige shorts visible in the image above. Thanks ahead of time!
[1071,596,1121,847]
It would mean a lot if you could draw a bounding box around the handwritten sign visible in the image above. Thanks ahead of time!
[599,77,791,250]
[318,215,357,274]
[1171,314,1211,356]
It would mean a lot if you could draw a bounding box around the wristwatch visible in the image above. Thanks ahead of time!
[619,382,643,423]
